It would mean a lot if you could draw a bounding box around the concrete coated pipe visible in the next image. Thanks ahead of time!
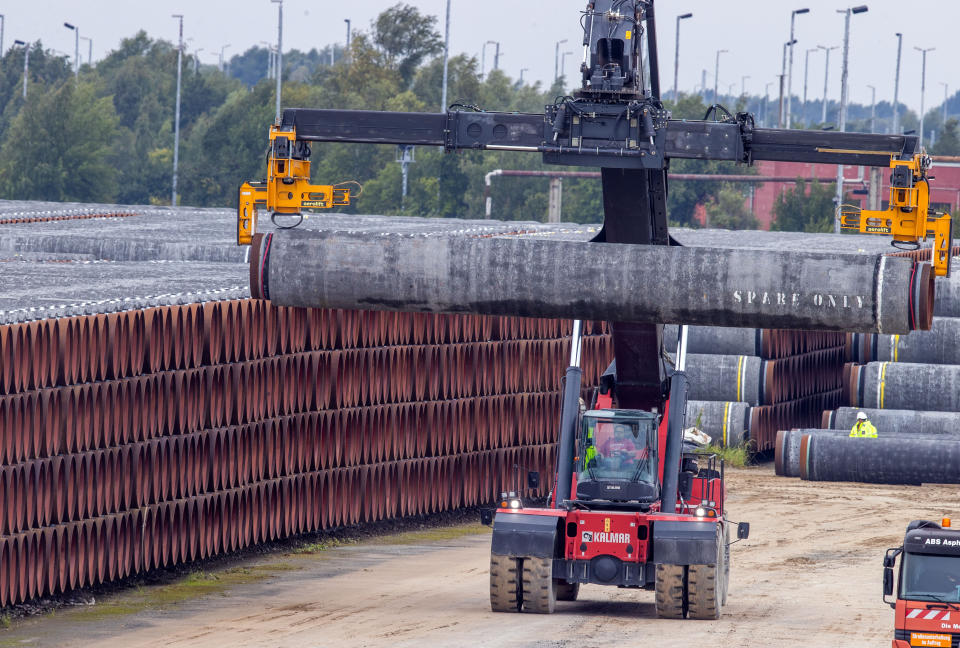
[685,354,763,406]
[775,427,958,477]
[663,326,761,357]
[250,232,934,334]
[685,400,751,447]
[849,362,960,412]
[798,434,960,484]
[823,407,960,433]
[935,273,960,317]
[847,317,960,365]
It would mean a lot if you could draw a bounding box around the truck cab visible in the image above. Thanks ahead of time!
[576,409,660,506]
[885,518,960,648]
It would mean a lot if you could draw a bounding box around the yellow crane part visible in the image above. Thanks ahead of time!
[237,125,351,245]
[840,154,953,277]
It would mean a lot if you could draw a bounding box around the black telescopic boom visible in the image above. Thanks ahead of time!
[645,0,661,99]
[553,320,584,508]
[659,371,688,513]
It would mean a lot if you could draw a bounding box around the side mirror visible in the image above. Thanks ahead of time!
[737,522,750,540]
[883,566,894,597]
[480,509,494,526]
[527,471,540,491]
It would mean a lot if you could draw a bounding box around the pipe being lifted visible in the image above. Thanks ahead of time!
[250,232,934,335]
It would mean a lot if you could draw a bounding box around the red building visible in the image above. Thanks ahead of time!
[749,158,960,230]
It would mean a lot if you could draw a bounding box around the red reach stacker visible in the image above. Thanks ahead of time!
[485,322,749,618]
[884,518,960,647]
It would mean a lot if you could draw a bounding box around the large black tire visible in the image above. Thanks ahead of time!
[521,557,556,614]
[490,554,522,612]
[554,579,580,601]
[655,563,688,619]
[688,529,723,620]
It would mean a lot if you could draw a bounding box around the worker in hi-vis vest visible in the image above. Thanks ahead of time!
[849,411,878,438]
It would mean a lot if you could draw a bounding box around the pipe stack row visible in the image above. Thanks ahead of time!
[0,303,611,608]
[776,260,960,484]
[667,326,846,450]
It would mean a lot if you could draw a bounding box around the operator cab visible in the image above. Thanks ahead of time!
[576,409,659,505]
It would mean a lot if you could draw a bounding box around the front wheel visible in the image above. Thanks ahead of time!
[555,579,580,601]
[522,557,556,614]
[490,554,522,612]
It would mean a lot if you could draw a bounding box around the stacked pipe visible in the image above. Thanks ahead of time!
[778,262,960,484]
[0,303,613,608]
[667,326,846,450]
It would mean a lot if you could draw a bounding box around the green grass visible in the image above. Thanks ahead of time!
[0,614,10,629]
[702,443,753,468]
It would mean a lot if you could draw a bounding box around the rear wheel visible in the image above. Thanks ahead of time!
[521,557,556,614]
[554,579,580,601]
[490,554,522,612]
[655,563,687,619]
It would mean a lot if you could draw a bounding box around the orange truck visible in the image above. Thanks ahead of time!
[885,518,960,647]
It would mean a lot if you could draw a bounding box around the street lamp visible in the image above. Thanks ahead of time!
[260,41,274,79]
[867,84,876,132]
[219,44,231,73]
[344,19,351,60]
[482,40,498,79]
[764,81,774,128]
[914,46,934,148]
[193,48,203,74]
[779,40,796,127]
[742,75,750,97]
[555,39,568,83]
[818,45,839,124]
[520,67,528,84]
[940,82,949,126]
[80,36,92,65]
[892,33,903,134]
[713,49,728,106]
[273,0,283,124]
[803,47,818,124]
[0,15,4,58]
[835,5,869,232]
[561,51,572,80]
[63,22,79,78]
[673,13,693,101]
[440,0,451,111]
[171,14,184,207]
[13,40,28,99]
[785,8,810,129]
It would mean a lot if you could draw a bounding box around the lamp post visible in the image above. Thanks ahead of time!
[764,81,773,128]
[555,39,568,83]
[272,0,283,124]
[0,15,4,58]
[13,40,28,99]
[193,48,203,74]
[786,8,810,129]
[914,46,934,148]
[482,40,497,79]
[171,14,184,207]
[493,42,502,71]
[561,51,572,80]
[803,47,818,124]
[867,84,876,132]
[260,41,273,79]
[818,45,839,124]
[940,82,949,125]
[440,0,451,112]
[742,75,750,97]
[779,40,796,127]
[520,68,528,84]
[834,5,869,233]
[673,13,692,101]
[344,19,351,62]
[219,44,231,73]
[713,49,728,106]
[63,22,79,78]
[892,33,903,134]
[80,36,92,65]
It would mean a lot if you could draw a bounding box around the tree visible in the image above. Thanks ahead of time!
[771,179,836,233]
[372,3,443,86]
[704,187,758,230]
[0,81,120,202]
[933,118,960,156]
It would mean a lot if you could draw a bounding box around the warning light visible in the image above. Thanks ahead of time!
[943,518,952,528]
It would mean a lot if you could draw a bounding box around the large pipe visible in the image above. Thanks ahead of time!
[822,407,960,434]
[685,400,750,447]
[686,354,764,406]
[250,232,934,334]
[664,325,761,357]
[775,427,958,478]
[849,362,960,412]
[935,273,960,318]
[847,317,960,365]
[798,434,960,484]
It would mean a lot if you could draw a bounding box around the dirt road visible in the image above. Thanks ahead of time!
[3,465,956,648]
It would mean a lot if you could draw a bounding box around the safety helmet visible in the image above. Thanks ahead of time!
[857,411,868,420]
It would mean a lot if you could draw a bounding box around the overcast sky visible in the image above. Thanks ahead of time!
[3,0,957,113]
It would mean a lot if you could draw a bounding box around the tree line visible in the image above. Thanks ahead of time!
[0,3,956,232]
